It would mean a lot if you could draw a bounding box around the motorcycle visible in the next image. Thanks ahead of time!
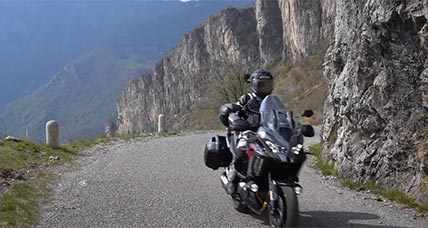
[204,95,314,227]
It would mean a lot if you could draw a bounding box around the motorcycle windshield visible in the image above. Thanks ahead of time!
[258,96,293,149]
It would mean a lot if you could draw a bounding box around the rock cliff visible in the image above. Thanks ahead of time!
[322,0,428,203]
[279,0,322,61]
[117,0,334,134]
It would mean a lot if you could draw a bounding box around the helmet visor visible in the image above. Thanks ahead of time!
[253,79,273,95]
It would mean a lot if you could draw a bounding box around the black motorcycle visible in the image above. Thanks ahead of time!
[204,95,314,227]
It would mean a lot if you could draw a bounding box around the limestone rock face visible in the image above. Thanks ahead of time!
[320,0,336,41]
[255,0,335,63]
[279,0,322,62]
[322,0,428,203]
[256,0,284,65]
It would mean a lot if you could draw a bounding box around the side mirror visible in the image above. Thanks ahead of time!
[302,110,314,118]
[244,73,251,83]
[301,125,315,137]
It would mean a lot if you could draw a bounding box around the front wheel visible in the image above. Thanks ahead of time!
[269,186,299,228]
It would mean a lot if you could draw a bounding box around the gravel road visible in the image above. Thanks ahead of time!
[38,132,428,227]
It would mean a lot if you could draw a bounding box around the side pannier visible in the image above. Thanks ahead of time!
[204,135,232,170]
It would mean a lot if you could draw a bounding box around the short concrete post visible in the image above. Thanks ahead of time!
[46,120,59,148]
[158,114,165,134]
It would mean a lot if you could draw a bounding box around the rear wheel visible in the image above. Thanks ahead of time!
[269,186,299,227]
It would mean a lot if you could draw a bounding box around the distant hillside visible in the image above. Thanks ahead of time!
[0,0,251,109]
[0,0,252,142]
[0,49,148,142]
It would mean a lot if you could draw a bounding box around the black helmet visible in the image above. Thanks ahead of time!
[249,69,273,97]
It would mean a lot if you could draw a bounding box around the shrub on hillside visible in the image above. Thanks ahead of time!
[188,67,249,130]
[271,55,327,124]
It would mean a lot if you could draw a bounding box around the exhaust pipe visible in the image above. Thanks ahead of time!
[220,175,229,188]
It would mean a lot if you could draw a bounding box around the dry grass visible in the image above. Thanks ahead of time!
[187,67,249,130]
[188,55,327,129]
[271,55,327,119]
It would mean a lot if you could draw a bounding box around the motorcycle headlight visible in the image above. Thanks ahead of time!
[265,140,290,162]
[291,144,303,155]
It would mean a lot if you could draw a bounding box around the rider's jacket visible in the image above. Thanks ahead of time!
[219,92,265,131]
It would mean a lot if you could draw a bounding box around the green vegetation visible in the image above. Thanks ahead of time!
[327,128,338,145]
[309,143,337,176]
[418,176,428,194]
[341,179,428,212]
[0,136,114,227]
[0,172,52,227]
[0,140,77,171]
[309,143,428,213]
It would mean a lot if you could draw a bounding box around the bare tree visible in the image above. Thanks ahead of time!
[209,67,250,105]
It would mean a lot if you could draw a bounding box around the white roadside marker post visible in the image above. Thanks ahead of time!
[158,114,165,134]
[46,120,60,148]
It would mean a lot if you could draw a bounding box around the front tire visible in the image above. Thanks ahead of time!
[269,186,299,228]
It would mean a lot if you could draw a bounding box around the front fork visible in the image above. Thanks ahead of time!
[269,173,279,211]
[268,174,303,210]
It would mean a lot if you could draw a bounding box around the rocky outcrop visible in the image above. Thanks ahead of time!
[256,0,284,65]
[320,0,336,42]
[256,0,334,64]
[279,0,322,62]
[322,0,428,203]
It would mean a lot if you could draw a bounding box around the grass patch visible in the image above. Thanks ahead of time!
[341,179,378,192]
[0,128,164,226]
[309,143,428,213]
[271,55,327,119]
[342,180,428,213]
[309,144,337,176]
[0,172,52,227]
[0,135,115,227]
[0,140,78,171]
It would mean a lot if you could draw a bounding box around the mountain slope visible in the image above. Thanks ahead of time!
[0,0,251,109]
[0,49,148,141]
[0,0,252,142]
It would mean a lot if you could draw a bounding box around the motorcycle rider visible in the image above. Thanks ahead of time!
[218,68,274,149]
[218,69,274,187]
